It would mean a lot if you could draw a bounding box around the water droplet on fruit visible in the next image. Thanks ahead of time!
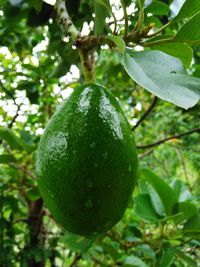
[90,142,96,148]
[102,152,108,159]
[86,179,94,188]
[85,198,93,208]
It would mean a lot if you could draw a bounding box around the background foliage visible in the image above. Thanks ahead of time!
[0,0,200,266]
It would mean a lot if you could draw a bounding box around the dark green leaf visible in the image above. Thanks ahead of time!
[123,50,200,109]
[159,247,175,267]
[94,0,109,35]
[28,0,42,13]
[134,194,161,222]
[107,35,125,54]
[49,60,71,78]
[175,11,200,43]
[0,154,16,164]
[178,201,198,220]
[171,0,200,22]
[183,214,200,235]
[148,185,165,217]
[140,169,178,215]
[145,1,169,16]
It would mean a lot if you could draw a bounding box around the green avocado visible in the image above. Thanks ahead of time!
[36,83,138,236]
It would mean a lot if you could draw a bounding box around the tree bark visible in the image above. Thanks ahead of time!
[21,198,45,267]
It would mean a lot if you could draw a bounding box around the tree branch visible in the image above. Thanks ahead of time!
[137,127,200,149]
[69,253,81,267]
[56,0,80,39]
[8,104,21,128]
[132,96,157,131]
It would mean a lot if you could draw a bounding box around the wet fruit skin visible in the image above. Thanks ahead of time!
[36,83,138,236]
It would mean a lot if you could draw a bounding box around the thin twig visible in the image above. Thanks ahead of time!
[137,127,200,149]
[8,104,21,128]
[56,0,80,39]
[138,149,153,158]
[144,21,171,38]
[0,82,21,145]
[69,253,81,267]
[9,163,37,179]
[132,96,157,131]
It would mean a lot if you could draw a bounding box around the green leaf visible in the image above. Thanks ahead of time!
[124,255,148,267]
[152,43,193,68]
[140,169,178,215]
[123,50,200,109]
[183,214,200,235]
[148,185,165,217]
[159,247,175,267]
[95,0,112,13]
[107,35,125,54]
[94,0,109,35]
[145,1,169,16]
[28,0,42,13]
[101,243,121,260]
[49,60,71,78]
[60,231,97,252]
[178,201,198,221]
[175,11,200,43]
[136,244,155,259]
[0,154,16,164]
[170,0,200,22]
[0,127,35,152]
[175,248,197,267]
[134,194,161,222]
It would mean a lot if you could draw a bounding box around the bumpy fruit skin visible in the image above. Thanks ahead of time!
[36,83,138,236]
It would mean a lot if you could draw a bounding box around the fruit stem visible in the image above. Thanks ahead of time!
[78,48,95,83]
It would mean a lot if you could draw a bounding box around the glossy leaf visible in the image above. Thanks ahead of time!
[152,43,193,68]
[123,50,200,109]
[175,11,200,42]
[124,255,148,267]
[134,194,160,222]
[183,214,200,235]
[178,201,198,220]
[170,0,200,22]
[107,35,125,54]
[140,169,178,215]
[159,247,175,267]
[147,185,165,217]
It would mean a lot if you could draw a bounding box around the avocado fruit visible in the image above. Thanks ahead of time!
[36,83,138,236]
